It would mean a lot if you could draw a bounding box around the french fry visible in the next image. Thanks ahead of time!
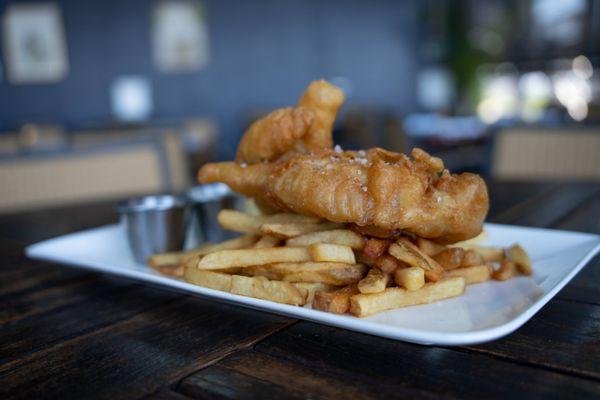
[455,245,504,262]
[198,247,311,270]
[452,230,488,247]
[309,243,356,264]
[218,210,263,233]
[374,254,404,274]
[153,263,185,278]
[446,264,493,285]
[230,275,306,305]
[286,229,365,250]
[184,268,233,291]
[148,235,257,268]
[246,262,367,286]
[293,282,337,303]
[362,238,390,263]
[349,277,466,317]
[507,244,532,275]
[253,235,280,248]
[388,239,444,281]
[148,252,186,269]
[432,248,465,270]
[493,260,519,281]
[260,222,344,238]
[461,249,485,267]
[218,210,321,234]
[313,284,360,314]
[394,266,425,291]
[358,268,390,294]
[415,237,446,257]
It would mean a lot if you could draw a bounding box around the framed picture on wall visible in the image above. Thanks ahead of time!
[2,3,69,84]
[152,0,210,73]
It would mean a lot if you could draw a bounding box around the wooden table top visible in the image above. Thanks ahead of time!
[1,180,599,399]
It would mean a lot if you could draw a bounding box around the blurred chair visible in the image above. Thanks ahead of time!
[0,138,184,214]
[0,133,19,155]
[492,128,600,180]
[18,124,68,152]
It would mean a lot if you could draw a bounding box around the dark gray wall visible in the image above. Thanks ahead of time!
[0,0,420,159]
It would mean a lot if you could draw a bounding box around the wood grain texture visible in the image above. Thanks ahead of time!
[0,296,294,399]
[1,181,599,400]
[245,322,599,399]
[465,298,600,380]
[179,349,443,400]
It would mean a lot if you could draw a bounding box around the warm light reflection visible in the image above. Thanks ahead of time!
[552,68,591,121]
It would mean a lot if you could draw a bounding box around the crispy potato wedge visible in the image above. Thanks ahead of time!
[394,266,425,291]
[218,210,321,234]
[246,262,367,286]
[446,264,493,285]
[432,248,465,270]
[349,277,466,317]
[493,260,519,281]
[184,268,233,291]
[293,282,337,303]
[507,244,532,275]
[313,284,360,314]
[374,254,404,274]
[198,247,311,270]
[286,229,365,250]
[261,222,344,238]
[388,239,444,281]
[253,235,281,248]
[230,275,306,305]
[309,243,356,264]
[358,268,390,294]
[415,237,447,257]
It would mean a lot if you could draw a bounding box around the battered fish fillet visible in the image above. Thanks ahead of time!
[199,79,489,243]
[236,80,345,164]
[199,147,489,243]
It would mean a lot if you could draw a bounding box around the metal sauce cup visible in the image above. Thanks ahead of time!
[118,195,189,264]
[187,183,245,246]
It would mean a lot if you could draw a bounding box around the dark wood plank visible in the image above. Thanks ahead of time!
[553,190,600,234]
[0,261,93,299]
[0,199,119,244]
[556,255,600,305]
[491,183,599,228]
[0,297,294,399]
[142,388,194,400]
[0,282,175,364]
[465,298,600,380]
[0,273,133,325]
[232,322,600,399]
[550,190,599,304]
[486,181,559,220]
[179,349,442,400]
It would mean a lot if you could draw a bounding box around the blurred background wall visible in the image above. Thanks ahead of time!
[0,0,599,213]
[0,0,419,159]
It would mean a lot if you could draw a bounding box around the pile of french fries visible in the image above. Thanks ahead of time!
[148,209,532,317]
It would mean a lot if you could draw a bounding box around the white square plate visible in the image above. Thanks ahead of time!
[26,223,599,345]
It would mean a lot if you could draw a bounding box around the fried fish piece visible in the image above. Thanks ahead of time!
[235,80,345,164]
[200,147,489,243]
[198,79,488,243]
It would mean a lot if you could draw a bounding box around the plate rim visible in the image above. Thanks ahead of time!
[25,223,600,346]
